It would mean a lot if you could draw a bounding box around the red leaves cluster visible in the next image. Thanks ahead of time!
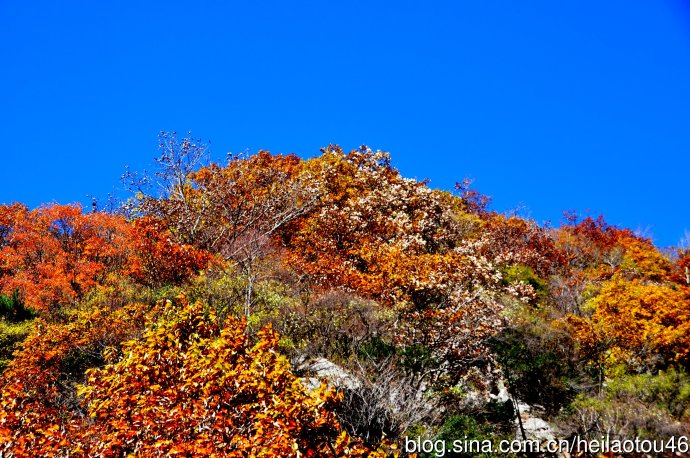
[140,150,309,260]
[554,215,669,280]
[0,204,211,313]
[126,216,212,287]
[0,204,132,312]
[480,214,566,278]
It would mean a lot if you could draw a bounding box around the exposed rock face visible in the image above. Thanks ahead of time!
[296,357,562,452]
[518,416,556,443]
[294,356,361,391]
[515,400,558,454]
[463,371,559,450]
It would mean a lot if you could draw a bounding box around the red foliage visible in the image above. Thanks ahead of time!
[126,216,212,287]
[480,214,566,277]
[0,204,133,312]
[671,252,690,286]
[0,204,212,313]
[556,214,671,281]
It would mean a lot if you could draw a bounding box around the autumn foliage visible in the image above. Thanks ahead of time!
[0,204,210,313]
[78,298,374,457]
[0,138,688,456]
[0,300,153,455]
[567,278,690,371]
[0,204,132,312]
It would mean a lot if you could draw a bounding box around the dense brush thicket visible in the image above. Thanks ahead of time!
[0,134,688,456]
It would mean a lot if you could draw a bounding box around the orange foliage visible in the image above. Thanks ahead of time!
[0,297,387,456]
[0,301,152,456]
[280,146,481,305]
[0,204,212,313]
[555,214,672,282]
[0,204,133,312]
[480,214,566,277]
[567,278,690,370]
[279,147,517,376]
[671,252,690,286]
[141,150,308,259]
[617,236,672,281]
[76,298,379,457]
[4,146,687,455]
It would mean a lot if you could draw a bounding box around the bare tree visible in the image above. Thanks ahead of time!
[336,357,441,445]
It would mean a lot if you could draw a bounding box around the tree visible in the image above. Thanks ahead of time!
[0,203,211,313]
[126,216,212,288]
[75,297,378,457]
[566,278,690,374]
[0,204,133,312]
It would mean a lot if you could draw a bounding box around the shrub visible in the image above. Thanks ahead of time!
[489,308,588,415]
[336,358,440,447]
[278,289,396,362]
[560,368,690,441]
[0,319,32,371]
[76,297,375,456]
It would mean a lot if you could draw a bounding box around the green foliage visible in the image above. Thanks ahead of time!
[189,266,297,334]
[0,290,35,322]
[501,265,548,305]
[358,336,396,361]
[399,343,436,373]
[276,290,396,363]
[423,415,515,458]
[606,368,690,414]
[562,368,690,440]
[0,319,33,371]
[0,291,35,371]
[489,308,586,415]
[484,399,516,426]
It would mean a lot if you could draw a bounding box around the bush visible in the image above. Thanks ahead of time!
[278,289,396,362]
[76,298,372,456]
[0,291,35,371]
[358,336,396,361]
[489,309,588,415]
[560,368,690,440]
[501,265,548,306]
[336,358,441,447]
[399,343,437,373]
[431,415,495,458]
[0,319,32,371]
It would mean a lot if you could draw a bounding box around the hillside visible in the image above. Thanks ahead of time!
[0,135,688,457]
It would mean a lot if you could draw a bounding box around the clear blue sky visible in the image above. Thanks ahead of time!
[1,1,689,247]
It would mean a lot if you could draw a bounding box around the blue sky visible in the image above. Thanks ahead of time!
[1,1,689,247]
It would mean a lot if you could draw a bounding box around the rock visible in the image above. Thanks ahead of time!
[518,417,555,443]
[299,377,322,392]
[296,357,361,390]
[516,400,531,417]
[489,378,510,403]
